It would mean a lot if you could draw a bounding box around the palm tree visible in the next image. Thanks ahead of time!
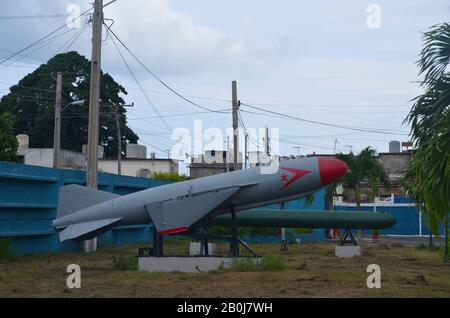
[403,23,450,264]
[335,147,390,208]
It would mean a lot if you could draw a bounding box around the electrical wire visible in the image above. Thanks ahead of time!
[107,26,171,131]
[240,103,409,136]
[103,23,229,114]
[0,8,92,66]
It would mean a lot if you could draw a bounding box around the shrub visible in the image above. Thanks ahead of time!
[111,255,138,271]
[0,238,15,261]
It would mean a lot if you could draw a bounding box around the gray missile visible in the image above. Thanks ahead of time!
[52,156,348,242]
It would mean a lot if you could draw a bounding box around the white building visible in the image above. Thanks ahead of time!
[98,158,180,177]
[15,135,180,176]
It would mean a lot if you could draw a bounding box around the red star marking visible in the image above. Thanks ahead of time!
[280,174,289,182]
[280,167,311,190]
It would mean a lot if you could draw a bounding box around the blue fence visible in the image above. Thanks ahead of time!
[0,161,172,254]
[0,161,326,254]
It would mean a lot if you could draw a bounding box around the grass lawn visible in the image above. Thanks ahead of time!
[0,238,449,298]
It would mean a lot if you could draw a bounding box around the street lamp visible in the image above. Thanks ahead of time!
[61,99,85,112]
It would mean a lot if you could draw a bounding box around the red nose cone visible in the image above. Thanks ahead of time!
[317,157,348,185]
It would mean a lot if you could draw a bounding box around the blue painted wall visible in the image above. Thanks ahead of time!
[0,161,171,255]
[0,161,326,254]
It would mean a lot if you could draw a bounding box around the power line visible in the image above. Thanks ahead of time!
[0,0,117,66]
[107,26,171,131]
[241,102,411,108]
[0,8,92,66]
[103,23,229,114]
[0,27,78,71]
[240,103,409,136]
[0,14,68,20]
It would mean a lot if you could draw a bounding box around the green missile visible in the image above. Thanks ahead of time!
[203,210,396,230]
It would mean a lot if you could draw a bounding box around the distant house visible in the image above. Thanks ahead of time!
[15,134,180,177]
[189,150,242,179]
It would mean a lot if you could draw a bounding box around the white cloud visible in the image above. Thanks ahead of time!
[103,0,287,77]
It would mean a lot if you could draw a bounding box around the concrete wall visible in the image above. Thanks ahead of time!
[17,148,86,169]
[377,153,412,181]
[0,161,172,254]
[98,159,178,177]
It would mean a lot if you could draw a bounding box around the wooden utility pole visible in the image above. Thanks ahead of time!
[86,0,103,189]
[114,106,122,175]
[53,72,62,168]
[85,0,103,253]
[232,81,239,171]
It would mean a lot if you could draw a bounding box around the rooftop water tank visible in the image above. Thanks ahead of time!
[389,141,401,153]
[16,134,29,150]
[126,144,147,159]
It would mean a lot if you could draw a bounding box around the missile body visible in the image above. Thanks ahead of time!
[53,157,348,241]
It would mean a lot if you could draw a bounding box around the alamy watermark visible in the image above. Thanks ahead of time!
[366,4,381,29]
[66,264,81,289]
[170,120,281,174]
[366,264,381,288]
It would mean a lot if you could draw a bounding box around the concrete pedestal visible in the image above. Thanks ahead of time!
[335,245,361,258]
[189,242,216,256]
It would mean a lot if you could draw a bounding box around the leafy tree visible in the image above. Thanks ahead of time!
[0,112,19,162]
[335,147,390,208]
[152,172,190,181]
[403,23,449,264]
[0,51,138,158]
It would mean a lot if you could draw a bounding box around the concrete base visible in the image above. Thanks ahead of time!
[189,242,216,256]
[335,245,362,258]
[138,257,261,273]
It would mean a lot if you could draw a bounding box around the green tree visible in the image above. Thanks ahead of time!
[335,147,390,208]
[403,23,450,264]
[152,172,190,181]
[0,112,19,162]
[0,51,138,158]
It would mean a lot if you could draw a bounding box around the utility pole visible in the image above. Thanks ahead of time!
[85,0,103,253]
[333,138,337,154]
[264,126,269,156]
[53,72,62,168]
[114,105,122,175]
[232,81,239,171]
[244,132,248,169]
[226,135,230,172]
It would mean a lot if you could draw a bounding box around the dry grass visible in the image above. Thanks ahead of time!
[0,238,449,298]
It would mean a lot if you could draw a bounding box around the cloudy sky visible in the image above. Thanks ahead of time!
[1,0,449,173]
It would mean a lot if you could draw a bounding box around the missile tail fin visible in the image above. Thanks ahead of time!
[58,218,122,242]
[57,184,120,219]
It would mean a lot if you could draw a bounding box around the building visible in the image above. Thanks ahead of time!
[189,150,243,179]
[16,134,87,169]
[98,144,180,177]
[15,135,180,177]
[98,158,180,177]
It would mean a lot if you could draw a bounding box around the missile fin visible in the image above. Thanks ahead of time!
[146,186,240,235]
[58,217,122,242]
[57,184,120,219]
